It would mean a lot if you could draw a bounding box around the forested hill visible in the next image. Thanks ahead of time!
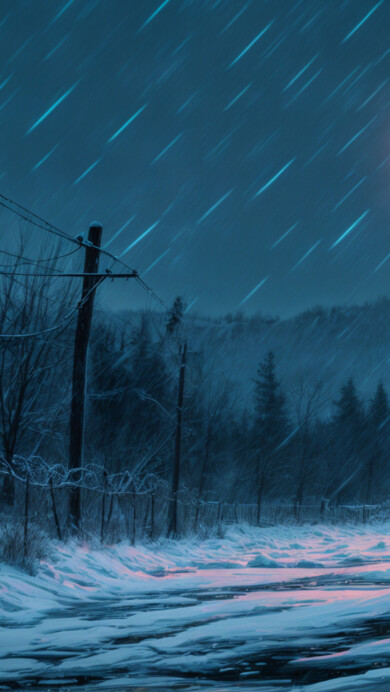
[114,297,390,415]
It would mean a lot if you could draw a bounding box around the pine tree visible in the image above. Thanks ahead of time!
[366,381,390,504]
[254,351,289,452]
[369,381,389,428]
[331,377,365,503]
[253,351,289,522]
[166,297,184,335]
[333,377,364,427]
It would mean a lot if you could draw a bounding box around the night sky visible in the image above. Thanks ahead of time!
[0,0,389,317]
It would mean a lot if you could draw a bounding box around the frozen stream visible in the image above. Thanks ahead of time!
[2,523,390,690]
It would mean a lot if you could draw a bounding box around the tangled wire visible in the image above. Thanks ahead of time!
[0,454,164,496]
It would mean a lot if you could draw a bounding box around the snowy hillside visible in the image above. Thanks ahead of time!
[115,297,390,415]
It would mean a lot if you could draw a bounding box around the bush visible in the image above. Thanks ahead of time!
[0,519,49,573]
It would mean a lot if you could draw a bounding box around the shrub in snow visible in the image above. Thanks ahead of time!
[0,520,48,573]
[371,500,390,522]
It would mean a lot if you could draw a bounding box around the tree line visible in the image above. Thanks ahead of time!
[0,231,389,532]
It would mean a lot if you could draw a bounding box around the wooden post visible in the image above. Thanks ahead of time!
[150,492,155,539]
[105,494,114,538]
[49,478,62,540]
[100,470,107,543]
[131,488,136,546]
[142,496,150,536]
[68,223,103,531]
[216,501,223,537]
[23,474,29,561]
[117,495,131,537]
[167,340,187,538]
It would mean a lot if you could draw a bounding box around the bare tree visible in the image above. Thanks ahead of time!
[289,374,325,519]
[193,375,233,531]
[0,229,77,505]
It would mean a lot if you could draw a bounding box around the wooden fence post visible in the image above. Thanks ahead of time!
[100,470,107,543]
[49,478,62,540]
[150,492,155,539]
[23,473,30,561]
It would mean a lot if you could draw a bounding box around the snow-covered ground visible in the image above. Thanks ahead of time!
[3,523,390,690]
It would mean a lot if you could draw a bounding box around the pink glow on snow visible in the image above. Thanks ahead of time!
[62,580,96,592]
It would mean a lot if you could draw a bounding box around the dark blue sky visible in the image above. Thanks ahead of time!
[0,0,389,316]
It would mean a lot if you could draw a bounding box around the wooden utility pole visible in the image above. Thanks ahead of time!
[167,340,187,538]
[68,223,103,530]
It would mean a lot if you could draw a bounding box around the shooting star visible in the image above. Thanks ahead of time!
[144,247,171,274]
[108,104,147,143]
[0,74,12,91]
[151,133,182,164]
[337,116,377,155]
[119,221,159,257]
[285,69,322,106]
[330,210,369,249]
[272,222,299,248]
[184,297,199,313]
[31,143,59,172]
[74,158,101,185]
[239,277,268,306]
[332,177,367,212]
[139,0,171,31]
[290,240,321,272]
[373,253,390,273]
[342,0,383,43]
[283,54,318,91]
[254,159,295,198]
[197,189,233,224]
[26,81,79,134]
[104,216,136,249]
[220,3,248,34]
[50,0,74,25]
[229,21,273,68]
[224,83,252,110]
[358,79,387,109]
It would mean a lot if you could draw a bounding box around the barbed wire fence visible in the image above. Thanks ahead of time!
[0,193,192,536]
[0,453,378,562]
[0,195,380,554]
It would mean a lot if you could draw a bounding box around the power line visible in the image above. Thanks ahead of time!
[0,270,77,310]
[0,275,106,339]
[0,193,136,269]
[0,271,138,278]
[0,191,185,323]
[0,246,80,267]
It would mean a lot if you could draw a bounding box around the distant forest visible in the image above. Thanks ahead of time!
[1,280,389,523]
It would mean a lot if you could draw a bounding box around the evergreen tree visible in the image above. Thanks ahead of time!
[333,377,364,427]
[166,296,184,335]
[369,381,389,428]
[254,351,289,452]
[366,381,390,502]
[253,351,289,521]
[331,377,365,503]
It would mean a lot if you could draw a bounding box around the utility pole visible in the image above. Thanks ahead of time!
[167,340,187,538]
[68,223,103,531]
